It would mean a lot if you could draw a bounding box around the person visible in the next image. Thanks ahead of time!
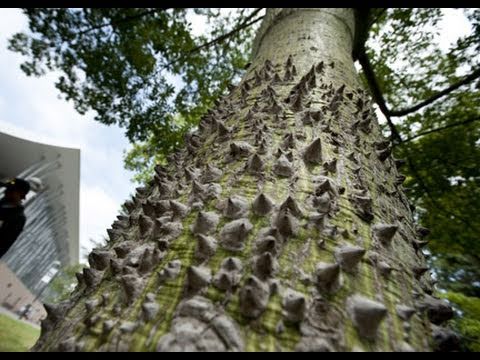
[18,303,32,320]
[0,178,31,258]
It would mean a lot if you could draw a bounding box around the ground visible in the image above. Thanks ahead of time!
[0,313,40,352]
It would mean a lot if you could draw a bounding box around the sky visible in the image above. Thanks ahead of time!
[0,8,472,262]
[0,9,136,260]
[363,9,472,126]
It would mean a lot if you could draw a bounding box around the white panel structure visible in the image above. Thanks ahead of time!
[0,131,80,298]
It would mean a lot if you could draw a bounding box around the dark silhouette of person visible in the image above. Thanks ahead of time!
[0,178,31,258]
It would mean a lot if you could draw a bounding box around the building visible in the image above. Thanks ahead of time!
[0,131,80,323]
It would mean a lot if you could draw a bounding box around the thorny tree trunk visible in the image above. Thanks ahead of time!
[33,9,457,352]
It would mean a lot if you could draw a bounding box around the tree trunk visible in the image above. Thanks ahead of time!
[33,8,455,352]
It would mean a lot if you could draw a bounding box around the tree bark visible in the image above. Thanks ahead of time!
[33,8,455,352]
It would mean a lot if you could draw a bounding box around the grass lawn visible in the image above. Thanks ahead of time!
[0,313,40,352]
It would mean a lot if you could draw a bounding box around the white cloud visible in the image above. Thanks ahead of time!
[186,9,241,38]
[186,10,208,37]
[0,8,27,35]
[438,9,472,51]
[79,185,119,259]
[0,118,60,147]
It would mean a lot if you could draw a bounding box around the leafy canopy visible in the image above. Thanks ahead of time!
[362,9,480,349]
[9,8,262,170]
[365,8,480,299]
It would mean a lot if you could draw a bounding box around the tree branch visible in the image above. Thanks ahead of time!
[402,116,480,143]
[352,8,386,61]
[358,40,478,232]
[140,9,264,91]
[388,67,480,117]
[75,9,169,37]
[357,46,403,143]
[368,8,387,29]
[185,9,264,57]
[164,9,264,70]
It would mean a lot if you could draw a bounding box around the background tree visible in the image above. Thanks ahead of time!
[362,9,480,350]
[45,235,108,305]
[8,7,479,351]
[44,264,85,303]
